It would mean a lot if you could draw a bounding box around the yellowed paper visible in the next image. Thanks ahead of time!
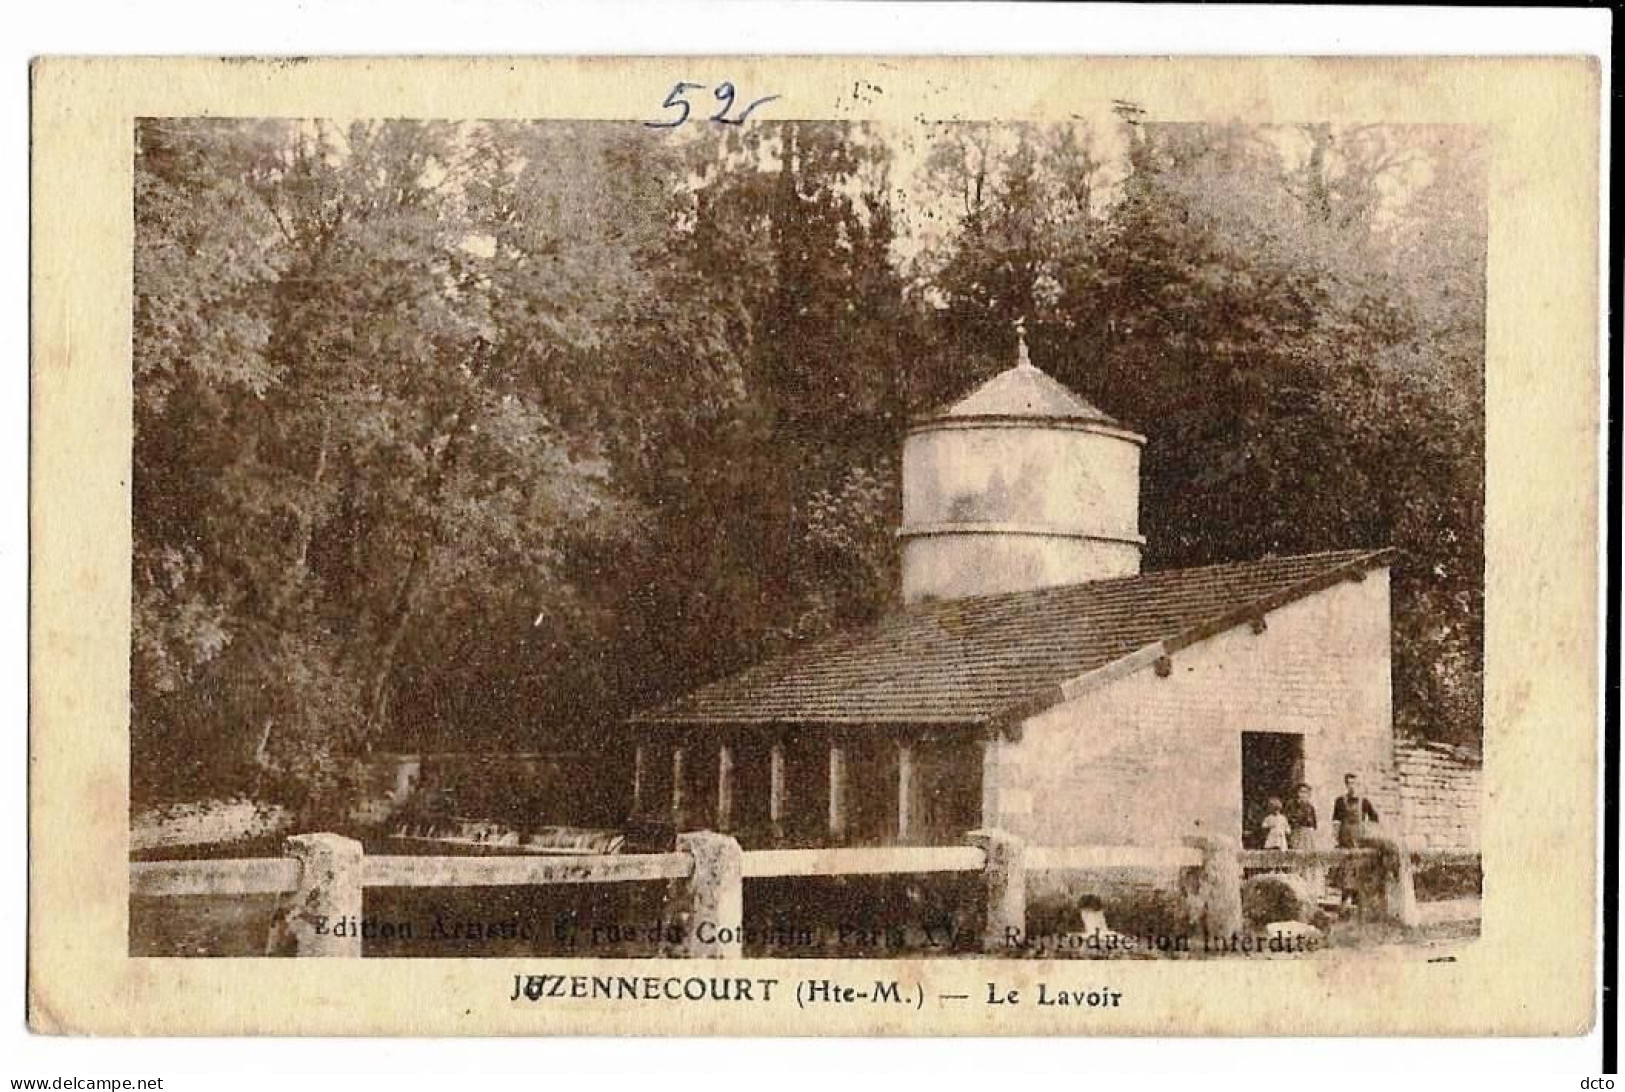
[29,55,1599,1035]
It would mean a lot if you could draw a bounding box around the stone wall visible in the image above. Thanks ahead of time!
[131,798,292,852]
[1394,738,1481,851]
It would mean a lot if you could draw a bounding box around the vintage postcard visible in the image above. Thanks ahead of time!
[29,55,1600,1035]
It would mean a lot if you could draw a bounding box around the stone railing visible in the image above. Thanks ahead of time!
[130,830,1438,957]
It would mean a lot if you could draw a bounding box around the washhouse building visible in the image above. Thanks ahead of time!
[628,341,1399,853]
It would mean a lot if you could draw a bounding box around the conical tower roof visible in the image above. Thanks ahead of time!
[928,328,1120,426]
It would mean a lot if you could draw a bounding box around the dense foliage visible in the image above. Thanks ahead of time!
[132,116,1485,814]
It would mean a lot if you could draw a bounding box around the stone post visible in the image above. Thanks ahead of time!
[967,829,1026,954]
[1363,834,1419,928]
[676,831,744,959]
[1185,834,1243,938]
[278,833,364,958]
[980,737,1003,827]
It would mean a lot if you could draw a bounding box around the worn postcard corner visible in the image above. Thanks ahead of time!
[28,54,1601,1037]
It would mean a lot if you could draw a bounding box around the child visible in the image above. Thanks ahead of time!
[1261,797,1291,851]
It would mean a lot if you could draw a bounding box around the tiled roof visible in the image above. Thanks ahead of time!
[631,548,1394,730]
[931,362,1120,425]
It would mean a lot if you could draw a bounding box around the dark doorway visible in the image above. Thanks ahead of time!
[1240,732,1305,848]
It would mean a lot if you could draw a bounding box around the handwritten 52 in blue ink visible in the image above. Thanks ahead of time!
[646,82,780,129]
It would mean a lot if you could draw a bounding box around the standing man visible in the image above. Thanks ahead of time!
[1332,773,1380,909]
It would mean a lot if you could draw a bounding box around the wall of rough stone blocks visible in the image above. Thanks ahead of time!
[130,798,293,853]
[994,567,1398,860]
[1394,739,1481,851]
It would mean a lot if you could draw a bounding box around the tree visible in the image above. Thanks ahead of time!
[915,115,1486,744]
[908,122,1114,410]
[132,115,1488,818]
[593,122,914,716]
[132,119,708,812]
[133,119,286,797]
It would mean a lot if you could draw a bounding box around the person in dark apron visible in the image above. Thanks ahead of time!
[1284,782,1323,901]
[1332,773,1379,908]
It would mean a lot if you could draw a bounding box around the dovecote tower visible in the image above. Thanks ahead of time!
[898,332,1146,603]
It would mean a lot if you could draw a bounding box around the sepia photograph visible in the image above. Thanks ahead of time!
[127,110,1485,963]
[27,52,1601,1040]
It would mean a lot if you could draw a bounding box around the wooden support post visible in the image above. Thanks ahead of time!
[716,742,734,832]
[828,742,847,842]
[631,744,645,814]
[1184,834,1243,939]
[671,745,685,829]
[676,831,743,959]
[896,741,914,843]
[966,829,1025,954]
[768,741,786,837]
[275,833,364,958]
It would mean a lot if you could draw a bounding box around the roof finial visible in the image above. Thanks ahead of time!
[1015,317,1032,369]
